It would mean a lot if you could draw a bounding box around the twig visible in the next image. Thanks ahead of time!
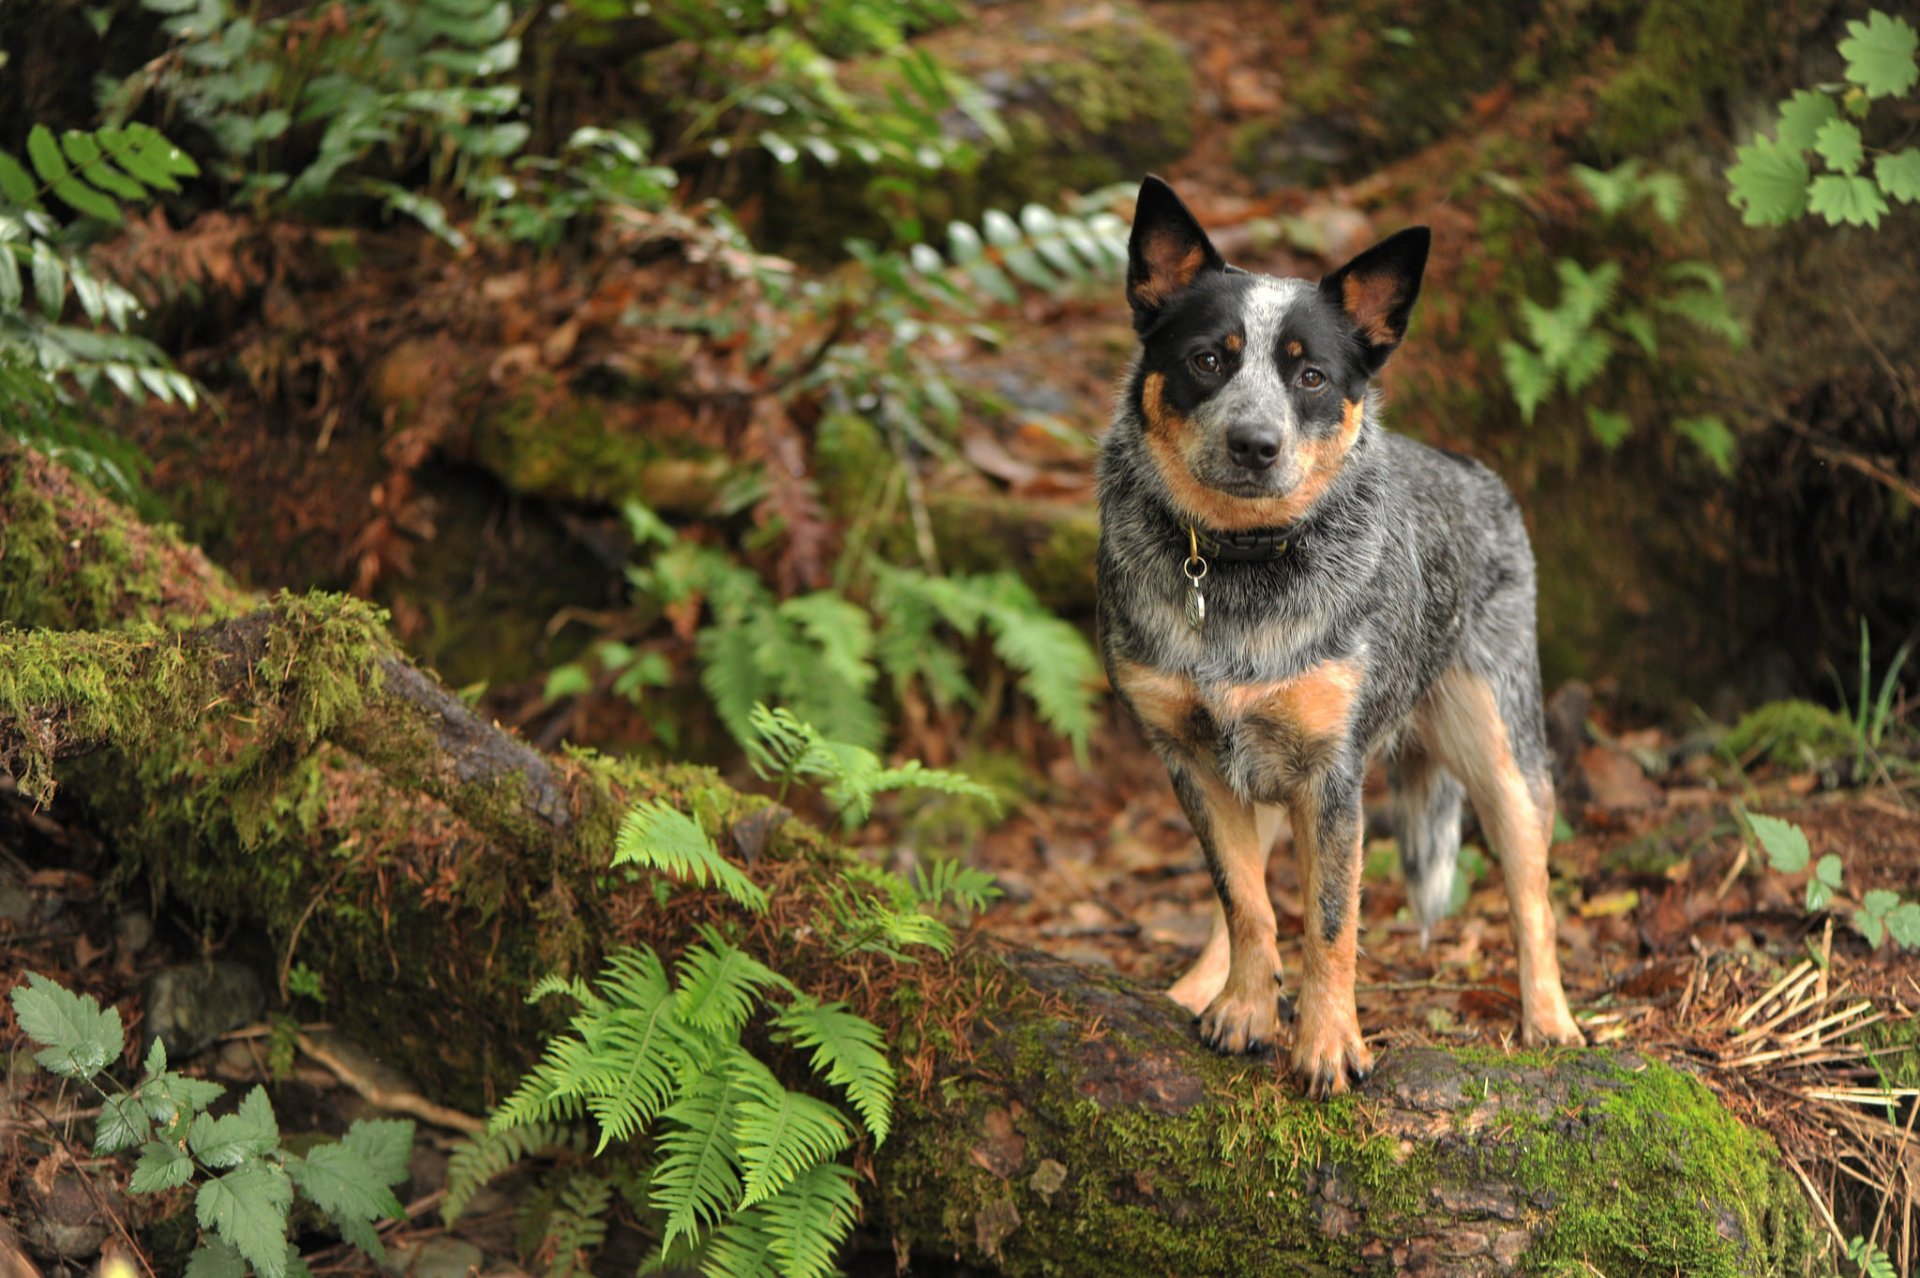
[297,1033,484,1134]
[1787,1153,1850,1258]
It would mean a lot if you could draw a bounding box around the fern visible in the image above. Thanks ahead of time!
[614,800,769,913]
[910,857,1001,915]
[651,1062,753,1249]
[443,1122,589,1224]
[734,1091,850,1208]
[675,930,796,1035]
[746,703,1001,828]
[539,1173,613,1278]
[773,999,894,1144]
[757,1162,861,1278]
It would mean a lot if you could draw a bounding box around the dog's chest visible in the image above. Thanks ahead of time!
[1112,657,1360,797]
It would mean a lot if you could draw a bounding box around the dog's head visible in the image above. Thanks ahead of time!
[1124,175,1429,529]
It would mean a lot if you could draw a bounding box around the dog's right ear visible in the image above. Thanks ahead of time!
[1127,176,1224,330]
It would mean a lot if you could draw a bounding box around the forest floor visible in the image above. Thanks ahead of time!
[4,0,1919,1272]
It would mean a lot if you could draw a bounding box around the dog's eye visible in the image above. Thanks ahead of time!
[1298,367,1327,390]
[1191,350,1222,376]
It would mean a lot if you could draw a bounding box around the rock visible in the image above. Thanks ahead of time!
[381,1239,483,1278]
[142,960,265,1060]
[21,1172,107,1262]
[113,911,152,957]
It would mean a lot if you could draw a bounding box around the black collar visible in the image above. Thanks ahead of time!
[1188,522,1294,563]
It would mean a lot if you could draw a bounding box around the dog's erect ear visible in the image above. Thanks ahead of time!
[1318,227,1431,372]
[1127,176,1225,329]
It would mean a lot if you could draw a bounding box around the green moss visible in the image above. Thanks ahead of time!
[1853,1018,1920,1091]
[1588,0,1779,157]
[1720,700,1857,768]
[470,387,726,510]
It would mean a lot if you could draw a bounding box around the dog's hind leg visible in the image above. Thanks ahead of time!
[1389,747,1465,947]
[1424,668,1584,1046]
[1167,804,1285,1014]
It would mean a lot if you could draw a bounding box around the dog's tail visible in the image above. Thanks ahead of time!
[1391,759,1464,946]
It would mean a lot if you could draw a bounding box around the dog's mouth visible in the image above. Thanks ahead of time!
[1190,458,1299,500]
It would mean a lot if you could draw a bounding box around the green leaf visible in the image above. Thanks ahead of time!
[1874,148,1920,203]
[288,1141,405,1257]
[1853,908,1885,948]
[183,1240,248,1278]
[0,153,39,208]
[1885,901,1920,949]
[734,1088,850,1207]
[1746,812,1810,872]
[776,999,894,1144]
[10,972,123,1079]
[612,799,768,913]
[1808,174,1889,228]
[130,1140,195,1193]
[1774,89,1840,149]
[196,1162,293,1278]
[543,663,593,700]
[1813,119,1865,174]
[26,125,69,185]
[188,1086,280,1167]
[1862,888,1899,918]
[758,1162,860,1278]
[31,240,65,317]
[674,934,790,1035]
[62,131,147,201]
[1727,137,1811,226]
[1808,875,1835,911]
[1559,331,1612,393]
[1673,415,1736,477]
[1612,307,1658,357]
[51,176,121,222]
[97,1093,153,1155]
[0,247,18,311]
[142,1070,226,1130]
[341,1118,414,1188]
[1815,853,1845,888]
[651,1066,750,1249]
[1838,10,1919,99]
[1586,407,1633,451]
[1499,340,1553,421]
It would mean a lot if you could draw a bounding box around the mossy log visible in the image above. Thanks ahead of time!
[0,443,1822,1276]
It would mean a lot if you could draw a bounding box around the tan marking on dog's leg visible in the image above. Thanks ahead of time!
[1289,799,1372,1097]
[1169,805,1285,1013]
[1424,671,1583,1046]
[1187,774,1284,1054]
[1111,660,1199,741]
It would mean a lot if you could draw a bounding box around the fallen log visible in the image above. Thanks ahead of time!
[0,441,1822,1275]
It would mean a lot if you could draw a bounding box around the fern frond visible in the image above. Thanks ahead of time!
[758,1162,861,1278]
[491,1036,594,1131]
[540,1171,613,1278]
[734,1090,850,1207]
[578,997,693,1152]
[701,1213,781,1278]
[527,973,597,1008]
[872,761,1002,812]
[909,858,1002,916]
[615,800,769,913]
[651,1067,751,1250]
[774,999,894,1144]
[443,1122,588,1223]
[674,931,794,1035]
[971,572,1098,757]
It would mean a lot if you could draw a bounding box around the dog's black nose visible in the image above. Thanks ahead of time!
[1226,423,1282,470]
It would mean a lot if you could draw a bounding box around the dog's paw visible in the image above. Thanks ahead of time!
[1197,984,1282,1056]
[1522,1005,1587,1047]
[1290,1001,1373,1099]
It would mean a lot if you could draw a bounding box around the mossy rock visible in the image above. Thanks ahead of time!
[760,2,1194,259]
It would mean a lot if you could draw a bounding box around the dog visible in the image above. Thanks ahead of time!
[1096,176,1584,1098]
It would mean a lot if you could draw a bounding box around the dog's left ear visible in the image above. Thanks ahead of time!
[1319,227,1431,372]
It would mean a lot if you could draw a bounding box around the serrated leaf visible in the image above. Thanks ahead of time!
[341,1118,414,1188]
[1775,89,1840,149]
[189,1087,280,1167]
[1727,138,1811,226]
[143,1071,226,1130]
[288,1142,404,1257]
[1861,888,1899,918]
[196,1163,293,1278]
[1815,853,1845,888]
[98,1093,153,1155]
[10,972,123,1079]
[1747,812,1810,872]
[1838,11,1919,99]
[130,1139,195,1193]
[144,1036,168,1079]
[1853,908,1885,948]
[612,800,767,913]
[1874,148,1920,203]
[1813,118,1865,174]
[1674,415,1737,477]
[1808,174,1888,228]
[1808,875,1835,911]
[184,1240,248,1278]
[1885,901,1920,948]
[776,999,893,1143]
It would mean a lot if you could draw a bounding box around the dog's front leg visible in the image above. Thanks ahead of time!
[1289,774,1373,1097]
[1168,766,1284,1054]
